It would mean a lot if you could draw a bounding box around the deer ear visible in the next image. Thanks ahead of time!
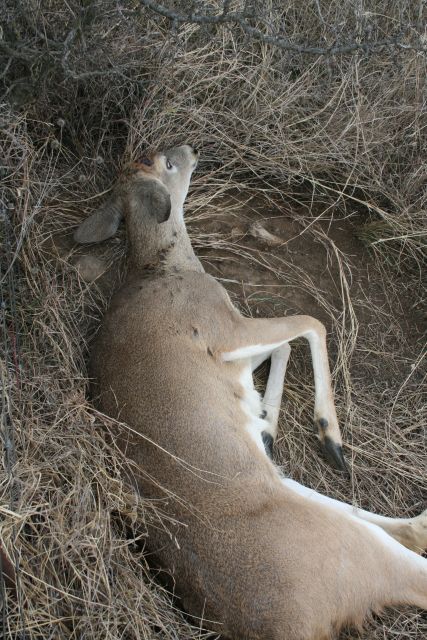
[138,181,171,224]
[74,195,123,244]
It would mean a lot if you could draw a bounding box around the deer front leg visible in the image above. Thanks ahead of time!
[221,315,347,472]
[260,345,291,458]
[250,345,291,459]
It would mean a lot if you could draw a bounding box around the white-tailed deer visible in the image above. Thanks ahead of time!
[75,145,427,639]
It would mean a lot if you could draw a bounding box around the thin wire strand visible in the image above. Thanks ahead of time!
[1,205,27,639]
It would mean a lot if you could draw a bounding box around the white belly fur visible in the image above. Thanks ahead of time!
[239,364,266,453]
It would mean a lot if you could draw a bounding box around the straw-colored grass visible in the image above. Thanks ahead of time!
[1,1,426,638]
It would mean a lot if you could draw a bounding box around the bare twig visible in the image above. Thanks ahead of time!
[139,0,427,55]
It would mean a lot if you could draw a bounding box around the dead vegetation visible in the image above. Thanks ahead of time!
[1,1,426,638]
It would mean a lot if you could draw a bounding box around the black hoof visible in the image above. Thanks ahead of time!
[321,436,350,475]
[261,431,274,460]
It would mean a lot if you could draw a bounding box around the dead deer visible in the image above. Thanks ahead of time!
[75,145,427,640]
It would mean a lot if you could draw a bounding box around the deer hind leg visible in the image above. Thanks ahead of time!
[342,513,427,612]
[283,477,427,553]
[222,315,346,470]
[278,485,427,631]
[309,508,427,633]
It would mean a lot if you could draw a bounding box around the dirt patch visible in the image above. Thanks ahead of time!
[190,193,425,360]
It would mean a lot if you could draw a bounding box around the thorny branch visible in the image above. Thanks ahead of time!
[0,0,427,94]
[140,0,427,55]
[1,0,425,102]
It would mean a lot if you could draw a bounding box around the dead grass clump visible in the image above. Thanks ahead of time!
[1,1,426,638]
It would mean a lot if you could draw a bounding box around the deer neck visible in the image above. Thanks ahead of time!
[126,204,204,275]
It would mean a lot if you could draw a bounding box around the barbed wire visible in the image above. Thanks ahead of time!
[0,205,27,638]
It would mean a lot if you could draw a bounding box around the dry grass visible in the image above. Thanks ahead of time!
[1,1,426,638]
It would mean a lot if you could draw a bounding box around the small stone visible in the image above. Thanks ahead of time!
[72,255,107,282]
[248,221,283,247]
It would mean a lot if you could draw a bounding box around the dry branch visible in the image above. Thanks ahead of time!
[140,0,427,55]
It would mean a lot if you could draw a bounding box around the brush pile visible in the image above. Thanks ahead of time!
[1,1,426,638]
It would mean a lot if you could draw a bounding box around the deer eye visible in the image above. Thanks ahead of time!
[166,159,173,170]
